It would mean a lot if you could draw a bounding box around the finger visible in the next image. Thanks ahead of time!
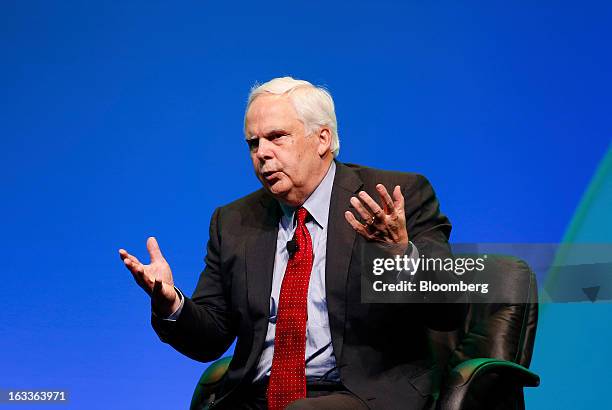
[127,253,142,266]
[119,250,142,266]
[121,253,145,276]
[392,185,405,210]
[122,256,143,275]
[376,184,395,214]
[119,249,141,264]
[344,211,370,237]
[350,196,373,223]
[121,254,155,296]
[146,237,164,262]
[357,191,385,220]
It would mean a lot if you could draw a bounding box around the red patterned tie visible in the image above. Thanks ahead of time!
[267,207,313,410]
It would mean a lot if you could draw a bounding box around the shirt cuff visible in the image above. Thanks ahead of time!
[396,241,419,279]
[152,287,184,321]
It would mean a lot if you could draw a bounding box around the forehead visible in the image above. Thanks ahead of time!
[245,94,300,136]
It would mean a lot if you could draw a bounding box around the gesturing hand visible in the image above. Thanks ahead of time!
[119,237,180,317]
[344,184,409,254]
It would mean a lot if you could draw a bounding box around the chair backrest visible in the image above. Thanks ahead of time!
[428,255,539,371]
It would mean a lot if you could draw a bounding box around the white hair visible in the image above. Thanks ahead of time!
[244,76,340,157]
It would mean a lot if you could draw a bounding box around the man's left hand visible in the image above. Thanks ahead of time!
[344,184,409,254]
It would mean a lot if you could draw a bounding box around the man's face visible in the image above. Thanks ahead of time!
[245,94,329,206]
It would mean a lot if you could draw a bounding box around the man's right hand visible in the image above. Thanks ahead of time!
[119,237,181,318]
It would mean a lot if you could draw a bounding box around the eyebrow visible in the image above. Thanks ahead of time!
[246,129,289,139]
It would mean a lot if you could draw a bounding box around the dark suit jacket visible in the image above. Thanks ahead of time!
[152,161,466,409]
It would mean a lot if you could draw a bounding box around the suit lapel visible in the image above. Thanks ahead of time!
[245,192,280,375]
[325,161,363,364]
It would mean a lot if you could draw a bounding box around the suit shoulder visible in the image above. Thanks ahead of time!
[342,162,430,187]
[211,189,279,231]
[216,188,270,213]
[222,188,268,208]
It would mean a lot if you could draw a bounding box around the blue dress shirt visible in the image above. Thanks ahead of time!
[254,161,339,382]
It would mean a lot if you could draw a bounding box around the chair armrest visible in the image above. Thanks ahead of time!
[437,358,540,410]
[190,356,232,410]
[448,358,540,387]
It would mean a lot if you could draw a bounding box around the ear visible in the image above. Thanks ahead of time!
[316,127,333,157]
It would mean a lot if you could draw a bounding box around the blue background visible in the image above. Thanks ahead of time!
[1,1,611,408]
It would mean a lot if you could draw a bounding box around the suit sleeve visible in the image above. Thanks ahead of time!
[405,175,468,330]
[150,207,236,362]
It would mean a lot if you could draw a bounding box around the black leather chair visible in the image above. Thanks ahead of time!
[190,255,539,410]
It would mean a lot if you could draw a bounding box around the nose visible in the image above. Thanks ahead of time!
[255,138,275,162]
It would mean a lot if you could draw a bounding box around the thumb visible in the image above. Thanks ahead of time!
[146,236,164,262]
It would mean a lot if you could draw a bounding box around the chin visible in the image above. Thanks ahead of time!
[266,180,290,196]
[269,187,291,200]
[269,185,302,206]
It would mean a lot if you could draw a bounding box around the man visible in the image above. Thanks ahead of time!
[120,77,465,409]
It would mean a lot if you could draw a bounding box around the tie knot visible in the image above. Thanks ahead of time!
[295,207,309,226]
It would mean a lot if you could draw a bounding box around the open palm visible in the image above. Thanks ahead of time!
[119,237,179,317]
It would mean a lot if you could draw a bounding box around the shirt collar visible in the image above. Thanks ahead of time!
[279,161,336,230]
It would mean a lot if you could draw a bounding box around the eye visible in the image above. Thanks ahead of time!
[269,133,288,143]
[246,138,259,151]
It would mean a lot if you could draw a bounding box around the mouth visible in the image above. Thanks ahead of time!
[262,170,280,181]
